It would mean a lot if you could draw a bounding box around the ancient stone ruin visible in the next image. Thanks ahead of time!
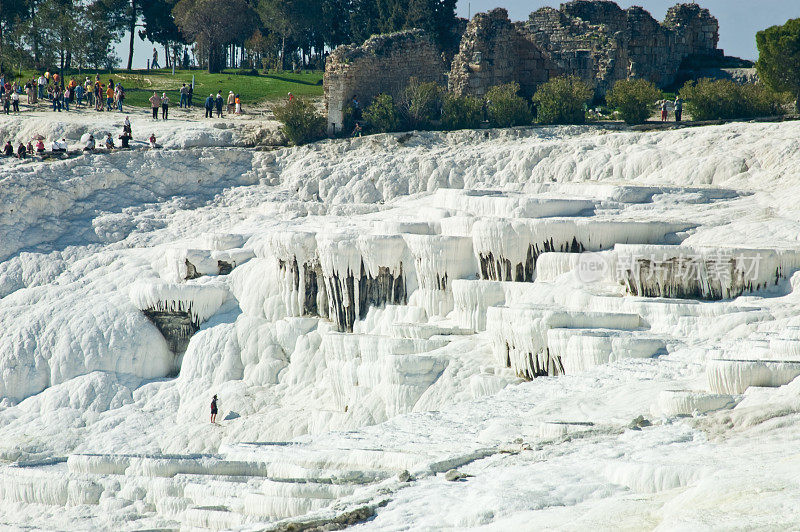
[324,1,726,126]
[451,2,720,98]
[324,30,447,135]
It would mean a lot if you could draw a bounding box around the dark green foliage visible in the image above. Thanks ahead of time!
[532,76,592,125]
[679,79,790,120]
[364,93,402,133]
[273,97,327,145]
[606,79,662,125]
[399,78,444,130]
[139,0,186,55]
[441,93,483,130]
[352,0,458,51]
[174,0,257,72]
[756,18,800,112]
[486,82,533,128]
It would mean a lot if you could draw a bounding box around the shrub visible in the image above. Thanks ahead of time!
[441,94,483,130]
[606,79,662,124]
[532,76,593,125]
[273,97,326,146]
[739,83,792,117]
[486,82,533,128]
[399,78,444,130]
[680,79,791,120]
[364,93,402,133]
[341,104,356,137]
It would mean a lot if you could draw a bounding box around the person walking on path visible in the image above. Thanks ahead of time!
[227,91,235,114]
[149,92,161,120]
[204,94,214,118]
[188,84,194,108]
[180,84,188,108]
[210,394,218,424]
[62,87,70,111]
[660,100,668,122]
[152,48,160,69]
[215,92,223,118]
[52,86,62,112]
[116,84,125,112]
[235,94,241,115]
[37,74,46,100]
[161,92,170,120]
[674,97,683,123]
[11,90,19,113]
[105,84,114,111]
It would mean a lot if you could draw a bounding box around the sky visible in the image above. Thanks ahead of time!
[118,1,798,68]
[454,0,800,60]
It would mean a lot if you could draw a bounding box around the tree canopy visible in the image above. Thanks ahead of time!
[756,18,800,111]
[0,0,461,74]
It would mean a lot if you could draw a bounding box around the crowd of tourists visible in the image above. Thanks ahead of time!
[1,116,160,160]
[1,71,244,119]
[1,72,130,114]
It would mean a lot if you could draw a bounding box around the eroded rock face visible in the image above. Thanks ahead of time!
[324,263,407,333]
[141,309,198,373]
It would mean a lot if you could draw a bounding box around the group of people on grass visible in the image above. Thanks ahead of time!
[147,89,242,120]
[1,116,158,160]
[203,91,242,118]
[1,72,128,114]
[2,71,243,119]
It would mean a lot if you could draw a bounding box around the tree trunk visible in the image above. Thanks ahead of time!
[126,0,136,70]
[0,23,4,73]
[31,2,41,68]
[281,36,286,71]
[208,43,224,73]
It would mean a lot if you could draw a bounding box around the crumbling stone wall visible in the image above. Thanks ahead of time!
[449,9,560,98]
[450,1,723,99]
[325,1,724,127]
[324,30,447,135]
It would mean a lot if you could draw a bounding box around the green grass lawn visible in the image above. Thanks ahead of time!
[14,68,324,108]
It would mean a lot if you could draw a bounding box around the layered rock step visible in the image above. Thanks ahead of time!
[486,304,642,379]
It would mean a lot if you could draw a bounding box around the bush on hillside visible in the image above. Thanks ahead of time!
[739,83,792,117]
[485,82,533,128]
[399,78,444,130]
[441,93,483,130]
[679,79,791,120]
[606,79,662,125]
[364,93,402,133]
[273,97,326,145]
[532,76,593,125]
